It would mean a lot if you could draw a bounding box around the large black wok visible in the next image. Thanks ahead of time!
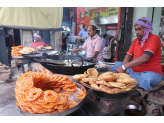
[32,55,97,75]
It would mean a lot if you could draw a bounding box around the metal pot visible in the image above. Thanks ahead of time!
[32,55,97,75]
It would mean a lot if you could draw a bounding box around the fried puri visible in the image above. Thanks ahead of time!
[117,78,137,84]
[102,74,117,82]
[107,82,127,89]
[81,78,97,83]
[99,85,122,94]
[73,74,87,80]
[91,84,99,90]
[87,68,99,77]
[96,80,107,85]
[117,73,131,79]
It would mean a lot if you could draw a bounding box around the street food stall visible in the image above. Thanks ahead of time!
[1,7,164,116]
[0,7,143,116]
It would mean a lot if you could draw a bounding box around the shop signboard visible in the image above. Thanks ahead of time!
[89,7,119,20]
[89,7,108,20]
[106,25,117,30]
[107,7,119,17]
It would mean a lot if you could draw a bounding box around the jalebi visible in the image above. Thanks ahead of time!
[11,46,24,56]
[75,87,86,100]
[14,72,86,114]
[26,88,42,101]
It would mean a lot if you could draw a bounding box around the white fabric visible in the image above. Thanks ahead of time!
[0,7,63,29]
[33,33,41,39]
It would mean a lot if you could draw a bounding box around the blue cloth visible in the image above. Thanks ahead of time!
[78,29,88,41]
[111,61,162,91]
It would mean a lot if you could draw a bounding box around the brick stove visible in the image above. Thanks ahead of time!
[70,89,140,116]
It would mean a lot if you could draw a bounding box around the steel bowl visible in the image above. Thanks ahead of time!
[125,104,146,116]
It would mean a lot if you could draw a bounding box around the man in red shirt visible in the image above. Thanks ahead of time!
[111,17,162,91]
[31,33,47,48]
[62,34,69,51]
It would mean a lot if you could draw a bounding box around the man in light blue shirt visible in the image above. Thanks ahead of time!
[78,25,88,41]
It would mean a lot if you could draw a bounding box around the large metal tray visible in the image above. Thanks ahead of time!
[38,49,54,51]
[19,82,86,116]
[22,53,39,56]
[75,80,139,101]
[12,56,25,59]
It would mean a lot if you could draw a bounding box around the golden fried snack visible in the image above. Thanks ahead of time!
[98,72,113,78]
[126,84,136,89]
[84,71,88,76]
[36,46,44,49]
[105,82,114,88]
[96,80,107,85]
[72,74,87,80]
[44,46,52,49]
[23,47,31,52]
[87,68,99,77]
[79,80,90,87]
[99,85,122,94]
[117,73,131,79]
[91,84,99,90]
[102,74,117,82]
[112,73,120,79]
[107,82,127,89]
[81,78,97,83]
[122,88,132,92]
[89,81,95,85]
[117,78,137,84]
[97,77,104,81]
[25,50,33,54]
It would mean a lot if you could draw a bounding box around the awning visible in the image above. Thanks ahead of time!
[0,7,63,30]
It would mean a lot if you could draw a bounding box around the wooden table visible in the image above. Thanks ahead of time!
[12,56,27,73]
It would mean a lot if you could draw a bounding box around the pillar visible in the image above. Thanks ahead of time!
[51,30,62,51]
[152,7,162,35]
[21,30,33,47]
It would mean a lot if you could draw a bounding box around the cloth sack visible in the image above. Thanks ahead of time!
[0,62,11,82]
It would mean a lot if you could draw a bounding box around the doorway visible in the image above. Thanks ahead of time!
[13,29,21,46]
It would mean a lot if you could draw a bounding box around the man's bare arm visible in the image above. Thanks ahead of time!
[92,51,99,58]
[123,54,132,65]
[124,54,150,69]
[71,47,84,52]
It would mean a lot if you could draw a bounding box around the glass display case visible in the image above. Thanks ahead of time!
[66,36,86,56]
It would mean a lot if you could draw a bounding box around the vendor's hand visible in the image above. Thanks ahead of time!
[72,48,77,52]
[113,66,126,73]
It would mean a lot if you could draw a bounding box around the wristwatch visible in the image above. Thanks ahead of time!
[122,65,126,70]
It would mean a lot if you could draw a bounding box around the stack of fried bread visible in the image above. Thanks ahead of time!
[44,46,53,49]
[19,47,38,54]
[73,68,138,94]
[36,46,44,50]
[36,46,53,50]
[11,46,24,56]
[75,36,84,40]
